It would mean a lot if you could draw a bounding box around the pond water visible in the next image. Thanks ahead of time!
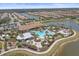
[46,20,79,31]
[62,40,79,56]
[19,13,40,20]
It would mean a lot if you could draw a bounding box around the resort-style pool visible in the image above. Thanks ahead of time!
[33,30,55,38]
[35,31,45,38]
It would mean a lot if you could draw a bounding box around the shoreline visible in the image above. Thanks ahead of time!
[52,39,79,56]
[52,31,79,56]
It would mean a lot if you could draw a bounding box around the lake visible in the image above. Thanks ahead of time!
[46,20,79,31]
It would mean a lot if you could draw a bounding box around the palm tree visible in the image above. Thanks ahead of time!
[4,34,11,51]
[33,33,40,42]
[4,37,8,51]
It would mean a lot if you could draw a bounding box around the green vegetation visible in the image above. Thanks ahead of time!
[0,17,10,24]
[0,42,2,49]
[2,50,29,56]
[74,19,79,24]
[41,18,64,23]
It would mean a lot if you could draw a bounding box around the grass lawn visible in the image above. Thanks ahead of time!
[74,19,79,24]
[0,42,2,49]
[2,50,29,56]
[41,18,64,23]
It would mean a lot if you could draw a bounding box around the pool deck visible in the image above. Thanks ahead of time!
[0,30,78,56]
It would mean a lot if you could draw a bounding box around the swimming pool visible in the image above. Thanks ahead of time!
[33,30,55,38]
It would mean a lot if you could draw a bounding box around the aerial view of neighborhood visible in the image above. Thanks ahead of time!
[0,3,79,56]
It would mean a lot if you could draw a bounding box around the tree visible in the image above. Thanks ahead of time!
[4,34,11,51]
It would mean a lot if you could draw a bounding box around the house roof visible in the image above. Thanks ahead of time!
[18,22,44,31]
[16,32,33,40]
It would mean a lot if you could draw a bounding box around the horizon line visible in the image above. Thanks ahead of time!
[0,8,79,10]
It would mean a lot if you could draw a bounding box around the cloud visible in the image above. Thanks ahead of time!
[0,3,79,9]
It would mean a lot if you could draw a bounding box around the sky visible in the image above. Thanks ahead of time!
[0,3,79,9]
